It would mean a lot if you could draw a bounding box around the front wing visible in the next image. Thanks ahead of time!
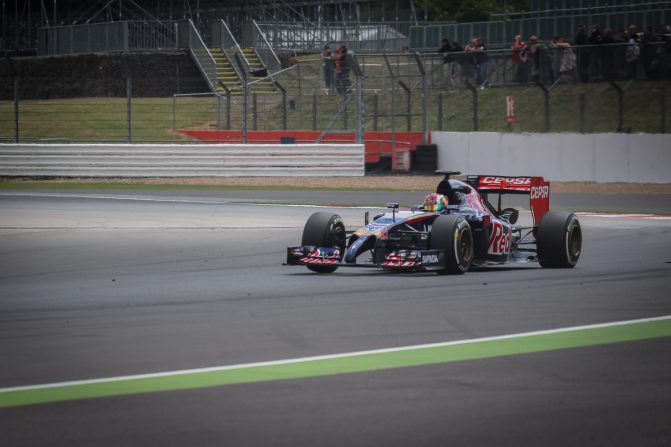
[286,246,448,271]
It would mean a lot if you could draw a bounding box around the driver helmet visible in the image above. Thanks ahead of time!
[423,193,449,212]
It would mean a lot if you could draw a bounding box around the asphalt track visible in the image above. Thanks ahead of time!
[0,188,670,446]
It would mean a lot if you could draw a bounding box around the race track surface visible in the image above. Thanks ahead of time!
[0,189,670,446]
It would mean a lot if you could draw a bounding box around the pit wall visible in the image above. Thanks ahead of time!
[431,132,671,184]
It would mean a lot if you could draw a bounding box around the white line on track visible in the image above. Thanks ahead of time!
[3,193,669,217]
[1,314,669,394]
[575,212,671,220]
[0,192,381,209]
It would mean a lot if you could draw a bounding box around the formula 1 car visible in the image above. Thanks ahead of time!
[286,171,582,274]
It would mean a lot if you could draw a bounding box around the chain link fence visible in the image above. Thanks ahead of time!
[1,43,670,144]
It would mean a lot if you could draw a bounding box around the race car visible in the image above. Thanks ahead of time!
[286,171,582,274]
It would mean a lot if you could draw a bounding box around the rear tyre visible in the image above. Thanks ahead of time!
[301,212,346,273]
[429,215,473,274]
[537,211,582,268]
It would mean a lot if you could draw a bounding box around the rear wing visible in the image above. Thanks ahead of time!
[465,175,550,225]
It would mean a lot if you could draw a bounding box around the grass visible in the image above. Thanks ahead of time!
[0,73,669,142]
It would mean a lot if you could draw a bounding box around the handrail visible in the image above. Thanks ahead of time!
[491,1,671,18]
[37,20,181,55]
[217,20,244,81]
[252,19,282,73]
[187,19,218,93]
[256,21,407,52]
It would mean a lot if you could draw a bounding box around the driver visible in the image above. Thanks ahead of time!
[423,193,449,212]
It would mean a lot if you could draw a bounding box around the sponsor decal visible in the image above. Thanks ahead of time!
[488,221,512,255]
[530,185,549,199]
[300,248,340,265]
[422,254,440,264]
[383,251,420,268]
[481,176,531,186]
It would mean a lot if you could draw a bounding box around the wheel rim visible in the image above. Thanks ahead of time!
[329,224,346,252]
[567,221,582,262]
[457,226,474,266]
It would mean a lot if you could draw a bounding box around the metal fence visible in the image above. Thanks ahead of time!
[410,3,671,49]
[37,20,185,56]
[1,45,669,146]
[254,21,413,52]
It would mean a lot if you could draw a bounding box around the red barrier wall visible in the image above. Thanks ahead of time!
[179,130,429,164]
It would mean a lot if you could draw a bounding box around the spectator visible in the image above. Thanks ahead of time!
[641,25,659,79]
[438,38,458,87]
[659,24,671,78]
[548,36,564,82]
[574,24,591,82]
[466,37,488,87]
[450,40,467,85]
[550,37,578,83]
[600,28,617,80]
[321,45,336,94]
[511,34,528,83]
[625,36,640,80]
[334,45,351,94]
[614,28,628,79]
[527,35,553,84]
[438,38,451,59]
[589,24,603,80]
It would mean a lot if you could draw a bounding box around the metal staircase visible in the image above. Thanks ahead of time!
[241,48,277,94]
[204,19,278,96]
[209,48,243,94]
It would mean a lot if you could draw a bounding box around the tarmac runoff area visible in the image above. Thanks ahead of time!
[0,187,669,446]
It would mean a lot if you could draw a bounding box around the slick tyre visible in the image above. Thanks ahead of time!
[429,215,473,274]
[301,212,346,273]
[537,211,582,268]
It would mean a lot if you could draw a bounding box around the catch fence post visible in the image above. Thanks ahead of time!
[661,88,667,134]
[373,94,378,131]
[14,78,19,143]
[534,79,550,132]
[399,81,411,131]
[608,80,625,132]
[127,74,132,143]
[271,81,287,131]
[226,92,231,130]
[252,93,258,131]
[438,93,443,131]
[465,80,478,131]
[312,93,317,131]
[579,93,586,133]
[172,95,176,131]
[235,53,248,143]
[382,54,397,149]
[413,52,428,145]
[217,95,222,129]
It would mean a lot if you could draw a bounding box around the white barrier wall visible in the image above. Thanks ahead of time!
[432,132,671,183]
[0,144,365,177]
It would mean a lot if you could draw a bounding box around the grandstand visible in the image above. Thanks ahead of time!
[2,0,427,95]
[4,1,671,54]
[0,0,418,54]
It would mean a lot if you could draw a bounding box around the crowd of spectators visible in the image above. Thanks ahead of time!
[437,23,671,88]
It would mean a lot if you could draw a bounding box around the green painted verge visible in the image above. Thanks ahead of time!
[1,318,670,408]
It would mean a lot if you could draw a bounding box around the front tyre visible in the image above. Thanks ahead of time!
[301,212,346,273]
[537,211,582,268]
[429,215,474,274]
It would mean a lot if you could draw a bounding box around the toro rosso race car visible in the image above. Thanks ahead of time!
[286,171,582,274]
